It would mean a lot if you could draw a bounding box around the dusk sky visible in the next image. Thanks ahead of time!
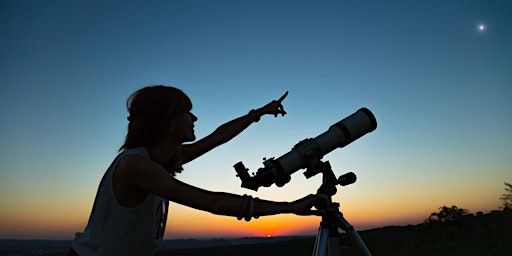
[1,0,511,239]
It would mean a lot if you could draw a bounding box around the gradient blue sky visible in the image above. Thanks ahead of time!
[1,0,511,239]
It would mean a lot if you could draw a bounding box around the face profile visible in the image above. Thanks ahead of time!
[172,111,197,143]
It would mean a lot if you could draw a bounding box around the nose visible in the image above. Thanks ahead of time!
[191,113,198,122]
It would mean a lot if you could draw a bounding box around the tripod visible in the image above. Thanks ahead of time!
[308,160,372,256]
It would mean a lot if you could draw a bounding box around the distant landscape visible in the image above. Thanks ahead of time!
[1,209,510,256]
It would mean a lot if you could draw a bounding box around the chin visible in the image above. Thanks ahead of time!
[184,134,196,142]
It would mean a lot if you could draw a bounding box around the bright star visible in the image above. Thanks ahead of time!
[476,23,486,32]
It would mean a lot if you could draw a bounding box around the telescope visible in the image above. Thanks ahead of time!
[234,107,377,191]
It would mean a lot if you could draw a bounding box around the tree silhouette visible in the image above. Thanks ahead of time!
[426,205,470,223]
[499,182,512,211]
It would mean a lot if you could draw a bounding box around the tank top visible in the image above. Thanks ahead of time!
[72,147,169,256]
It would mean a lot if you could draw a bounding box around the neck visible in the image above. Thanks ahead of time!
[147,142,180,167]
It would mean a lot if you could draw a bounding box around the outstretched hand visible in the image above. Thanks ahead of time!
[290,193,330,216]
[259,91,288,117]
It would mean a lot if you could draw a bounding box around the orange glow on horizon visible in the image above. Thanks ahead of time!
[0,195,502,239]
[165,206,322,238]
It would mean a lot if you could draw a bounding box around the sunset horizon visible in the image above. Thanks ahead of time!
[0,192,505,240]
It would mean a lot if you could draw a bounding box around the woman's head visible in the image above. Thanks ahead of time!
[120,85,193,151]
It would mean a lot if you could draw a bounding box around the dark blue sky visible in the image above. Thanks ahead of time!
[1,0,511,238]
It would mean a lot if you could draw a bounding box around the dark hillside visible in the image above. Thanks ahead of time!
[350,212,512,256]
[156,211,512,256]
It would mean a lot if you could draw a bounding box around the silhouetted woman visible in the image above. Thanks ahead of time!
[69,85,326,256]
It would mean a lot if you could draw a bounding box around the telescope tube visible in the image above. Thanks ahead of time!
[278,107,377,176]
[235,108,377,190]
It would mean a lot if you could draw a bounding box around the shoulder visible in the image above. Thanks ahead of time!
[116,147,151,169]
[116,153,155,179]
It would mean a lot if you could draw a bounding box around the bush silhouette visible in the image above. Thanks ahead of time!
[500,182,512,211]
[426,205,470,223]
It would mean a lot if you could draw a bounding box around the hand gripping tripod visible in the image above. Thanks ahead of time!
[309,160,372,256]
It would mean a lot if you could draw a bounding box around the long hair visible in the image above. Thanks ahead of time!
[119,85,192,175]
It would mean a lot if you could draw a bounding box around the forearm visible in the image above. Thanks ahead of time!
[208,109,262,146]
[207,193,292,220]
[166,178,318,220]
[180,190,290,219]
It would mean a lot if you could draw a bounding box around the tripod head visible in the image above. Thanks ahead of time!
[305,159,357,214]
[312,160,356,197]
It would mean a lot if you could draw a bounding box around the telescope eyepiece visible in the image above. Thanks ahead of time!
[234,162,259,191]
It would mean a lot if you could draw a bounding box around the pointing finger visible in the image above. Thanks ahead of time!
[277,91,289,103]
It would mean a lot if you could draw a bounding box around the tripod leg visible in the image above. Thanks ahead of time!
[336,212,372,256]
[313,223,342,256]
[312,226,329,256]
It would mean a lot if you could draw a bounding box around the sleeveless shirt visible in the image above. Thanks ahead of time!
[72,147,169,256]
